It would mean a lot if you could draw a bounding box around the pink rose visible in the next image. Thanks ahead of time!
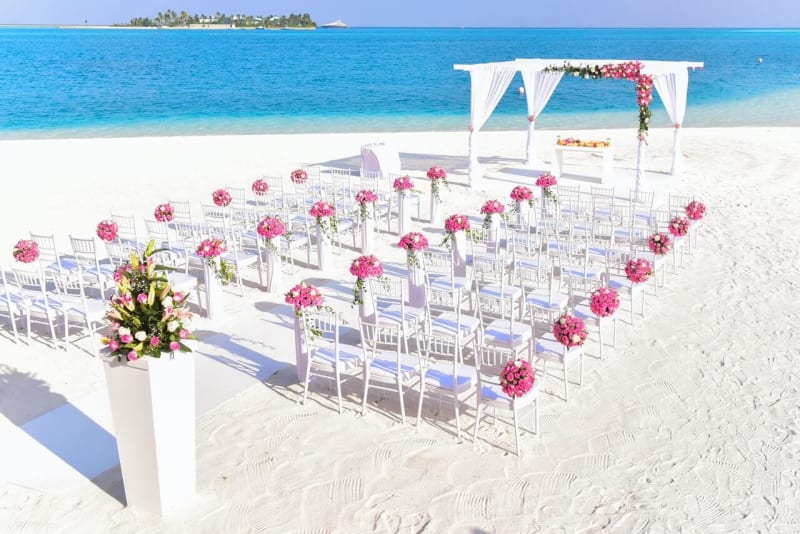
[120,334,133,343]
[127,350,138,361]
[150,336,160,347]
[108,339,120,351]
[169,341,181,351]
[179,329,190,339]
[137,293,148,304]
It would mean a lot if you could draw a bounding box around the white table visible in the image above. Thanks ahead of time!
[550,144,614,183]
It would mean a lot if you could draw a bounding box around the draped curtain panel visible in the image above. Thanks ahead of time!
[468,66,516,184]
[520,70,563,166]
[653,70,689,176]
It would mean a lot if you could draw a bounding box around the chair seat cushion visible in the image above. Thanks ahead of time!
[377,304,425,327]
[423,362,476,393]
[479,285,522,301]
[479,380,539,408]
[430,312,481,337]
[428,274,470,292]
[368,352,421,381]
[607,274,646,294]
[535,334,582,364]
[525,289,568,311]
[484,319,531,348]
[311,343,364,371]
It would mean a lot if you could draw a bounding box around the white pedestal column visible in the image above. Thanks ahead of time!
[293,314,308,382]
[398,193,411,236]
[486,216,500,255]
[408,260,426,308]
[103,353,196,516]
[316,223,331,271]
[203,259,223,320]
[360,216,374,254]
[430,194,442,225]
[358,284,376,324]
[515,201,530,228]
[264,247,282,293]
[452,231,467,278]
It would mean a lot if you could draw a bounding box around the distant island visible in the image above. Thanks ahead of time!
[114,10,316,29]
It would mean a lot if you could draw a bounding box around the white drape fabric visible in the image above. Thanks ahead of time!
[635,139,646,197]
[653,70,689,176]
[520,70,563,166]
[360,143,401,179]
[467,66,516,185]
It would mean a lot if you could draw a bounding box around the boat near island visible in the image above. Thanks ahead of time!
[320,19,348,29]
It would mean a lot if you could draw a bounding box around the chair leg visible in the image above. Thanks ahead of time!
[579,350,584,386]
[361,364,370,416]
[416,374,427,427]
[563,363,569,402]
[453,387,461,440]
[398,379,406,425]
[302,357,314,406]
[534,397,539,435]
[512,401,521,456]
[473,401,483,445]
[599,321,604,360]
[335,366,343,414]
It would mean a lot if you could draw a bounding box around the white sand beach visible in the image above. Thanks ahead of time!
[1,126,799,532]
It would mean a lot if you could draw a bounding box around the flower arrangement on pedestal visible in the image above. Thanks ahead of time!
[500,358,536,398]
[590,287,620,317]
[256,216,287,253]
[196,238,235,284]
[285,281,330,338]
[96,220,119,242]
[441,214,471,249]
[349,255,385,305]
[251,179,270,196]
[480,199,506,229]
[668,216,690,237]
[309,201,338,239]
[154,203,174,223]
[212,188,232,207]
[392,175,416,197]
[553,314,589,347]
[648,232,671,255]
[509,186,535,211]
[427,165,449,202]
[12,239,39,263]
[625,258,653,283]
[355,189,379,220]
[685,200,706,221]
[290,169,308,184]
[102,241,194,361]
[399,232,429,268]
[535,173,558,202]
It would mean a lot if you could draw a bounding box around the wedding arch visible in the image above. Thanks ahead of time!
[453,58,704,192]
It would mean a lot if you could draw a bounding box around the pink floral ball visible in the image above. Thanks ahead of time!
[500,358,535,398]
[212,188,232,207]
[553,314,588,347]
[625,258,653,284]
[96,220,119,242]
[12,239,39,263]
[589,288,620,317]
[349,255,384,279]
[154,203,174,222]
[252,179,270,196]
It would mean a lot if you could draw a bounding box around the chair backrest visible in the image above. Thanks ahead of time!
[105,240,131,268]
[145,219,170,244]
[630,188,655,209]
[29,232,65,272]
[12,265,48,296]
[358,316,402,363]
[418,329,459,373]
[168,200,193,224]
[51,264,90,307]
[421,247,455,281]
[369,275,406,310]
[111,213,139,244]
[476,344,519,381]
[473,255,506,288]
[301,309,339,350]
[668,194,694,218]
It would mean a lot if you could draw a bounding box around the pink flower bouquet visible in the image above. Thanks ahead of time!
[399,232,429,268]
[685,200,706,221]
[553,314,589,347]
[668,216,690,237]
[355,189,379,220]
[290,169,308,184]
[12,239,39,263]
[392,175,415,196]
[625,258,653,283]
[535,173,558,201]
[510,185,534,209]
[648,232,671,255]
[257,216,287,252]
[154,203,174,222]
[309,201,336,219]
[96,220,119,242]
[426,165,449,201]
[285,281,324,311]
[212,188,232,207]
[349,255,384,305]
[480,199,506,228]
[442,214,471,248]
[251,179,270,196]
[589,287,620,317]
[500,358,536,398]
[196,238,234,284]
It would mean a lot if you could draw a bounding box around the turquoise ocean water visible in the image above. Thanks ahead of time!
[0,27,798,139]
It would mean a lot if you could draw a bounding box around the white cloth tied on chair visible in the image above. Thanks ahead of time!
[360,143,401,180]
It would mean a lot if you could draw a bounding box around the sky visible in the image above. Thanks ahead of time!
[1,0,799,27]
